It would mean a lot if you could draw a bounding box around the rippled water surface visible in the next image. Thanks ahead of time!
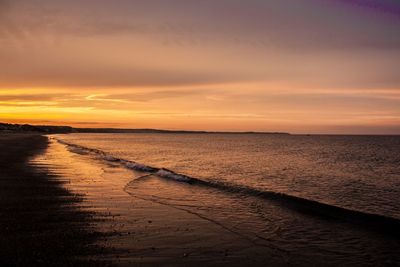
[45,133,400,265]
[54,133,400,219]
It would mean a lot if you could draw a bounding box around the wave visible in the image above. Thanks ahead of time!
[56,139,188,181]
[55,138,400,235]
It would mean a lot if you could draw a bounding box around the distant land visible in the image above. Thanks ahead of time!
[0,122,290,135]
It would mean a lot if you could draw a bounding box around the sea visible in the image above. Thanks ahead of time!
[50,133,400,265]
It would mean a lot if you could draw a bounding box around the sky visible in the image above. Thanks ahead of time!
[1,0,400,134]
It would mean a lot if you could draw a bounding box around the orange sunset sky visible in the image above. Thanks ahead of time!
[1,0,400,134]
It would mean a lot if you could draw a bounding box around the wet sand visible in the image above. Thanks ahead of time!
[3,133,399,266]
[32,136,289,266]
[32,136,400,266]
[0,134,111,266]
[0,134,284,266]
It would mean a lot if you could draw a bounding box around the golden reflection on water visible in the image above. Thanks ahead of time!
[29,138,400,266]
[31,139,288,266]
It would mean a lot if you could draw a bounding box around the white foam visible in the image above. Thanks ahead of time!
[156,169,191,182]
[55,138,192,182]
[123,161,154,172]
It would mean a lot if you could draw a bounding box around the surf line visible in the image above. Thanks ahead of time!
[55,137,400,236]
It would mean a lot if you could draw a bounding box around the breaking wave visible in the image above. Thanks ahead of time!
[56,138,189,181]
[55,138,400,235]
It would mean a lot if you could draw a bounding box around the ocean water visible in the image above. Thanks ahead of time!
[55,133,400,219]
[51,133,400,265]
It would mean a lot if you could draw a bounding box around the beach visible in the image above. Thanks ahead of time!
[1,0,399,265]
[0,134,284,266]
[32,134,292,266]
[0,134,111,266]
[2,133,400,266]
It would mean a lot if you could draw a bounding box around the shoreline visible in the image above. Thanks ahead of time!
[3,132,400,266]
[0,133,112,265]
[35,135,400,266]
[0,133,287,266]
[41,135,300,266]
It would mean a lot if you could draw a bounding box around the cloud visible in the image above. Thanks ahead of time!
[2,0,399,49]
[108,89,211,102]
[0,0,399,133]
[332,0,400,17]
[0,93,67,101]
[0,65,238,88]
[1,0,399,89]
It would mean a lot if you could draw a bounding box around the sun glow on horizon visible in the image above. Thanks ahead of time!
[1,82,399,134]
[1,0,399,134]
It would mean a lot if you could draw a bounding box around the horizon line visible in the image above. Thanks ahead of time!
[1,122,400,136]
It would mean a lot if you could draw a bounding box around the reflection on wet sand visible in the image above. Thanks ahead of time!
[31,139,400,266]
